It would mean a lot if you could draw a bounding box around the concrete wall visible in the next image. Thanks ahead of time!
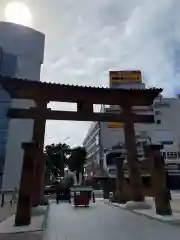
[0,22,45,191]
[100,122,124,149]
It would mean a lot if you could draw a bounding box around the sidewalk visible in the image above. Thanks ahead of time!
[44,201,180,240]
[0,204,16,223]
[0,194,16,223]
[109,194,180,224]
[0,196,48,239]
[146,197,180,213]
[0,205,48,234]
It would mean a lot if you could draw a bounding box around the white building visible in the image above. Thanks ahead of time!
[0,22,45,191]
[83,71,180,187]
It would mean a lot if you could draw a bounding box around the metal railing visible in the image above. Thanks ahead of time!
[0,190,17,207]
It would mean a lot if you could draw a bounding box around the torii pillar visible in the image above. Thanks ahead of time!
[32,101,47,206]
[123,105,144,202]
[116,156,127,203]
[145,145,172,215]
[15,142,38,226]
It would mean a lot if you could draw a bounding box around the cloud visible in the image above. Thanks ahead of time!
[0,0,179,146]
[39,0,179,146]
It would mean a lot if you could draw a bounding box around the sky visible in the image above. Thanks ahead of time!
[0,0,180,147]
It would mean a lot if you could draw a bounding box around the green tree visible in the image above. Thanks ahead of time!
[44,143,70,182]
[68,146,87,184]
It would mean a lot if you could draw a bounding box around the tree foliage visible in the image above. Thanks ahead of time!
[44,143,70,182]
[44,143,87,184]
[68,146,87,183]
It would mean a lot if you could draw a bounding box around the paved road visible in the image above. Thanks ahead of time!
[44,201,180,240]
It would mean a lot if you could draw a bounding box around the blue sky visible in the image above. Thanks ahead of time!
[0,0,179,147]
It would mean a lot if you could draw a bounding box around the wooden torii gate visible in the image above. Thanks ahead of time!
[0,75,162,225]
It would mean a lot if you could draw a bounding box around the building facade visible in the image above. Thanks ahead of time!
[0,22,45,190]
[83,71,180,186]
[83,122,101,166]
[0,88,11,187]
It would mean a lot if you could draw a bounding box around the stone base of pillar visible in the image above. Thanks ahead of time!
[103,189,109,199]
[129,180,144,202]
[32,155,45,207]
[128,166,144,202]
[115,190,127,204]
[130,192,144,202]
[15,142,37,226]
[116,157,127,203]
[15,195,31,226]
[103,180,110,199]
[123,201,151,210]
[32,182,42,207]
[144,144,172,216]
[155,190,172,216]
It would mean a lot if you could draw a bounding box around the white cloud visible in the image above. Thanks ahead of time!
[1,0,179,146]
[40,0,180,146]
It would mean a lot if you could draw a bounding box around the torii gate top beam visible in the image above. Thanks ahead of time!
[0,76,162,106]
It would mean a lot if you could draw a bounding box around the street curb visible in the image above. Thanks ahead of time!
[41,204,50,231]
[131,210,180,226]
[106,202,180,226]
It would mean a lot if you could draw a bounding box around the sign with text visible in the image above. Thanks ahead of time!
[108,122,124,128]
[109,70,142,87]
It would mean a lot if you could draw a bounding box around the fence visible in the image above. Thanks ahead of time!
[0,190,17,207]
[0,191,17,222]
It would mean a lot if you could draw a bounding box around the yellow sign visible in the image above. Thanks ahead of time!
[108,122,124,128]
[109,70,142,86]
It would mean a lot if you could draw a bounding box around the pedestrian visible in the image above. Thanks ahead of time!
[92,191,95,203]
[66,187,71,204]
[1,193,5,207]
[108,192,113,204]
[56,183,61,204]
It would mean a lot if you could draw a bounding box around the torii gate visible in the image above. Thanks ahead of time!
[0,75,162,226]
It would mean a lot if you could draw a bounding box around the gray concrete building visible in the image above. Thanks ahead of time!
[0,88,11,187]
[83,71,180,184]
[0,22,45,190]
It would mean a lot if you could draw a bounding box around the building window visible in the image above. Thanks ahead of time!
[162,152,179,159]
[166,152,178,159]
[156,120,161,124]
[106,152,121,165]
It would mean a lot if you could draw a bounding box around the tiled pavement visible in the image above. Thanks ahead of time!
[1,198,180,239]
[44,200,180,240]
